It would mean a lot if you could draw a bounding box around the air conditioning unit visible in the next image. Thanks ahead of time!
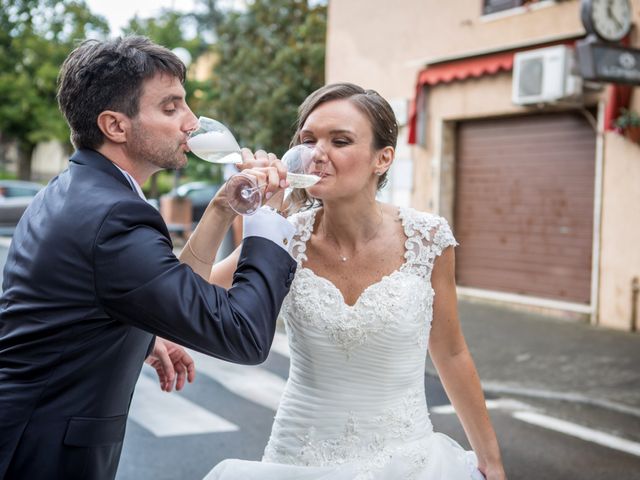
[512,45,582,105]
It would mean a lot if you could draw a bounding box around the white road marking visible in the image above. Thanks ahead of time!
[190,351,287,411]
[129,370,238,437]
[480,381,640,419]
[430,398,535,415]
[513,411,640,457]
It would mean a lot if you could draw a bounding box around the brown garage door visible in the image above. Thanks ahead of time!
[454,112,596,304]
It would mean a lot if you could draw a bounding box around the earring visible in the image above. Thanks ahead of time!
[376,171,383,176]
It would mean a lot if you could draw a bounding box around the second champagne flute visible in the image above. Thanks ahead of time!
[224,144,325,215]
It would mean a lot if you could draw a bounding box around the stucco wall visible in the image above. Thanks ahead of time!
[326,0,585,100]
[598,128,640,330]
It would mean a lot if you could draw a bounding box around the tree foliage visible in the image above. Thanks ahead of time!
[0,0,327,183]
[206,0,327,156]
[0,0,109,178]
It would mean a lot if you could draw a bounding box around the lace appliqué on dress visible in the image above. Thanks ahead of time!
[265,390,434,480]
[286,269,407,355]
[398,207,458,282]
[288,209,316,265]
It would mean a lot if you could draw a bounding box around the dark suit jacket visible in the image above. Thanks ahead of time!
[0,149,296,480]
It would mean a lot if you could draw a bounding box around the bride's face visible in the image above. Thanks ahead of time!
[300,99,381,201]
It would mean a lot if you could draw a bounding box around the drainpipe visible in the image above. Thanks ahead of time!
[632,277,639,333]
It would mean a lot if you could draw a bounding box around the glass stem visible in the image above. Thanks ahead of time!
[240,183,267,199]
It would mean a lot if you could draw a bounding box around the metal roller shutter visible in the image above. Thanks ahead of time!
[454,112,596,304]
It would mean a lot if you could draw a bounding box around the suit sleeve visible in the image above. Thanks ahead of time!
[93,200,296,365]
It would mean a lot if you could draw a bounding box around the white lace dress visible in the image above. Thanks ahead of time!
[204,207,484,480]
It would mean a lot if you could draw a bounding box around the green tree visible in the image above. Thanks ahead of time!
[0,0,109,179]
[209,0,327,156]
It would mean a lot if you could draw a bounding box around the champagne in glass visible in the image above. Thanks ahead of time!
[187,117,242,164]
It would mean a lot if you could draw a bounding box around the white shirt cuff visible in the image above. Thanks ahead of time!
[243,207,296,256]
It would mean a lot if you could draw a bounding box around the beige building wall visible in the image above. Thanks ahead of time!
[327,0,585,98]
[31,141,69,182]
[599,96,640,330]
[326,0,640,330]
[597,21,640,331]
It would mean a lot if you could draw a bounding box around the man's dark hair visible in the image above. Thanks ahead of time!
[57,36,186,150]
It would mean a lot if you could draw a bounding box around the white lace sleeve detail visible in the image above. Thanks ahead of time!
[399,208,457,280]
[288,209,317,265]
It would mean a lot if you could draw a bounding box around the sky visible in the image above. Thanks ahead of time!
[84,0,245,35]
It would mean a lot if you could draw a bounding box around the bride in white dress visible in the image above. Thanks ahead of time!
[201,83,506,479]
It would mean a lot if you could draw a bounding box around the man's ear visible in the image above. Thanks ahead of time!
[375,146,394,175]
[97,111,130,144]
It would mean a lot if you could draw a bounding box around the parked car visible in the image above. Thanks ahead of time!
[169,181,221,222]
[0,180,44,235]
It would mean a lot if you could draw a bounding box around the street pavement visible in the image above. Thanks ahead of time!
[451,299,640,416]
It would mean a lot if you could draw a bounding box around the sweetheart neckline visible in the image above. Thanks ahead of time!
[298,267,411,309]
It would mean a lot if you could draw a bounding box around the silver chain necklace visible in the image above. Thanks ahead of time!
[321,204,384,262]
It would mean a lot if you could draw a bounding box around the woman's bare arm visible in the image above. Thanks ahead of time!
[209,245,242,289]
[429,246,506,479]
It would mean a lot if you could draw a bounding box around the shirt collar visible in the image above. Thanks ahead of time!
[112,163,146,201]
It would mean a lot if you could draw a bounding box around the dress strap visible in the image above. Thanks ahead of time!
[288,208,319,265]
[398,207,457,280]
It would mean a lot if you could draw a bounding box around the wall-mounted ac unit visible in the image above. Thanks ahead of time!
[512,45,582,105]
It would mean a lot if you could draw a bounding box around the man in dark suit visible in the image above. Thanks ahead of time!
[0,36,296,479]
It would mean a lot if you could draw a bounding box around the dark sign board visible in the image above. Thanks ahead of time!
[576,38,640,85]
[483,0,525,15]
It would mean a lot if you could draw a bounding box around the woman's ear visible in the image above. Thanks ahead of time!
[97,111,129,144]
[375,146,394,176]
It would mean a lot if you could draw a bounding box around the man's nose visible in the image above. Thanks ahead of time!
[184,109,199,134]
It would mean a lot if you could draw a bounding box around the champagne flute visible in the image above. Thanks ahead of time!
[187,116,325,215]
[187,117,242,164]
[224,144,324,215]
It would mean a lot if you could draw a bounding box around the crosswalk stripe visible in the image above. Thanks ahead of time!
[513,411,640,457]
[431,398,534,414]
[129,369,239,437]
[190,351,287,411]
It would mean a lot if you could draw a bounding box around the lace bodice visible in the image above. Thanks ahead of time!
[263,207,457,477]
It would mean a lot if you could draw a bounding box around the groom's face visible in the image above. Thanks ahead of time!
[127,73,197,170]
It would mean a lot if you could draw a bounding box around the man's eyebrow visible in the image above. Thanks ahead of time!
[158,94,183,105]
